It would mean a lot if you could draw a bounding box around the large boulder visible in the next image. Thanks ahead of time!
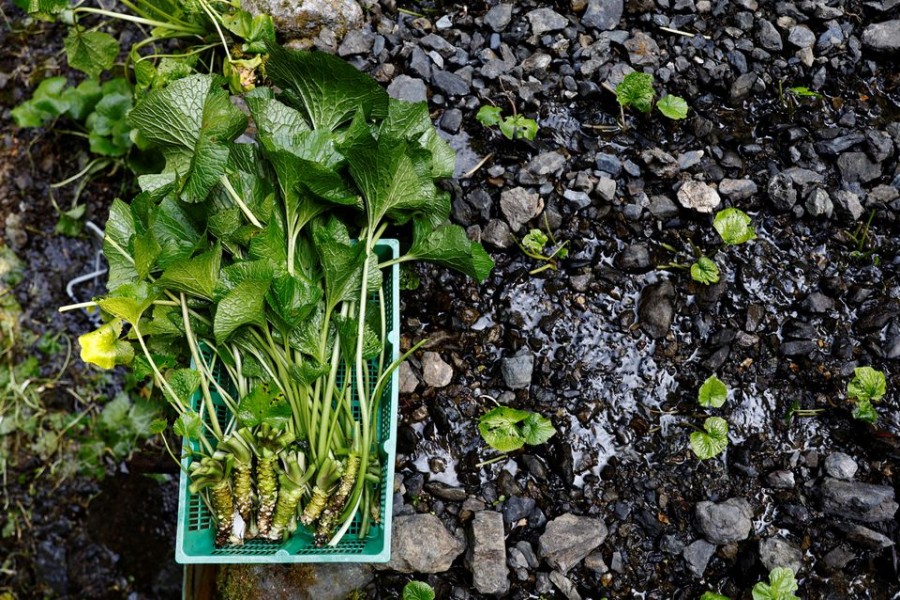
[241,0,363,38]
[386,514,466,573]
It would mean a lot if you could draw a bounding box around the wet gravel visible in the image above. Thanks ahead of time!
[2,0,900,597]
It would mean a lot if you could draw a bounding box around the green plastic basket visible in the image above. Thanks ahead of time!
[175,240,400,563]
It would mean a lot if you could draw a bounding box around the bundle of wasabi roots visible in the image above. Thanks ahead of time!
[72,43,493,547]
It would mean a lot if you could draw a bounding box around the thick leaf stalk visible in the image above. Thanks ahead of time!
[267,452,308,541]
[211,479,236,547]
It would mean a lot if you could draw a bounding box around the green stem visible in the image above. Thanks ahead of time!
[181,293,222,439]
[220,175,262,228]
[73,7,204,33]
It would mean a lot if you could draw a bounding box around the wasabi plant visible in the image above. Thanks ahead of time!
[700,593,730,600]
[403,581,436,600]
[68,46,493,548]
[475,105,539,141]
[615,72,688,127]
[690,417,728,460]
[659,208,756,285]
[751,567,800,600]
[697,375,727,408]
[519,226,569,275]
[846,366,887,424]
[478,407,556,453]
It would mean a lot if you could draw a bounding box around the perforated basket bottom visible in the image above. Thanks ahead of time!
[175,240,399,564]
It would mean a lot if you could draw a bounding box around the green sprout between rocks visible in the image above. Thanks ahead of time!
[402,581,436,600]
[660,208,756,286]
[615,72,688,128]
[846,366,887,424]
[475,105,539,141]
[751,567,800,600]
[518,221,569,275]
[697,375,727,408]
[691,376,729,460]
[65,45,494,548]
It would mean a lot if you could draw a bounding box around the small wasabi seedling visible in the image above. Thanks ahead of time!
[847,210,880,265]
[476,104,539,141]
[846,366,887,424]
[403,581,436,600]
[659,208,755,286]
[519,225,568,275]
[751,567,800,600]
[478,406,556,454]
[784,400,824,424]
[698,375,728,408]
[700,593,730,600]
[778,81,824,115]
[615,72,688,127]
[690,416,728,460]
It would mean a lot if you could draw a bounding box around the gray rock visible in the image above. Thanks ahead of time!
[425,482,467,502]
[582,0,622,30]
[780,340,818,356]
[409,47,432,80]
[527,151,567,176]
[641,148,679,178]
[731,72,758,100]
[399,362,419,394]
[549,571,582,600]
[788,25,816,48]
[535,572,553,594]
[516,540,540,568]
[538,514,608,574]
[678,150,705,170]
[768,173,798,212]
[837,152,882,183]
[683,540,716,577]
[337,28,374,56]
[862,20,900,53]
[595,177,617,201]
[719,178,758,200]
[595,153,622,176]
[500,187,543,232]
[387,75,427,103]
[440,108,462,134]
[804,292,835,314]
[466,511,509,596]
[502,496,536,524]
[758,19,783,51]
[432,70,470,97]
[695,498,753,544]
[526,8,568,35]
[648,195,679,219]
[484,4,513,31]
[832,190,865,220]
[241,0,362,37]
[638,281,675,340]
[805,188,834,217]
[677,181,721,213]
[482,219,514,249]
[824,453,858,480]
[661,535,686,555]
[583,552,608,573]
[759,537,803,574]
[766,470,796,489]
[614,243,651,272]
[501,350,534,390]
[625,32,661,66]
[820,478,898,522]
[563,189,591,210]
[783,167,825,188]
[422,351,453,388]
[837,523,895,549]
[387,514,466,573]
[823,546,856,572]
[420,33,456,55]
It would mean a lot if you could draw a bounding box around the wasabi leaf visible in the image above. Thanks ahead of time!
[657,94,689,120]
[78,319,134,370]
[691,256,720,285]
[698,375,728,408]
[520,412,556,446]
[475,105,503,127]
[406,219,495,282]
[690,417,728,460]
[713,208,757,245]
[616,72,655,113]
[237,385,292,428]
[751,567,799,600]
[402,581,436,600]
[846,366,886,403]
[64,29,119,78]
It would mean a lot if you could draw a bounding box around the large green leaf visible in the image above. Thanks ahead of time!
[214,279,271,342]
[312,218,381,312]
[215,260,275,298]
[657,94,689,120]
[697,375,728,408]
[152,197,203,269]
[97,281,158,326]
[380,99,455,178]
[402,581,436,600]
[713,208,756,245]
[236,385,292,428]
[690,417,729,460]
[266,273,322,330]
[520,412,556,446]
[104,199,138,290]
[264,43,389,131]
[157,244,221,300]
[173,411,204,440]
[245,86,311,152]
[129,75,247,202]
[64,29,119,78]
[407,219,494,282]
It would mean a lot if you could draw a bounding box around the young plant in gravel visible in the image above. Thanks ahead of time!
[478,406,556,455]
[690,416,728,460]
[697,375,727,408]
[700,593,730,600]
[518,226,568,275]
[403,581,436,600]
[751,567,800,600]
[615,72,688,128]
[659,208,756,286]
[475,104,539,141]
[67,45,493,548]
[846,366,887,424]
